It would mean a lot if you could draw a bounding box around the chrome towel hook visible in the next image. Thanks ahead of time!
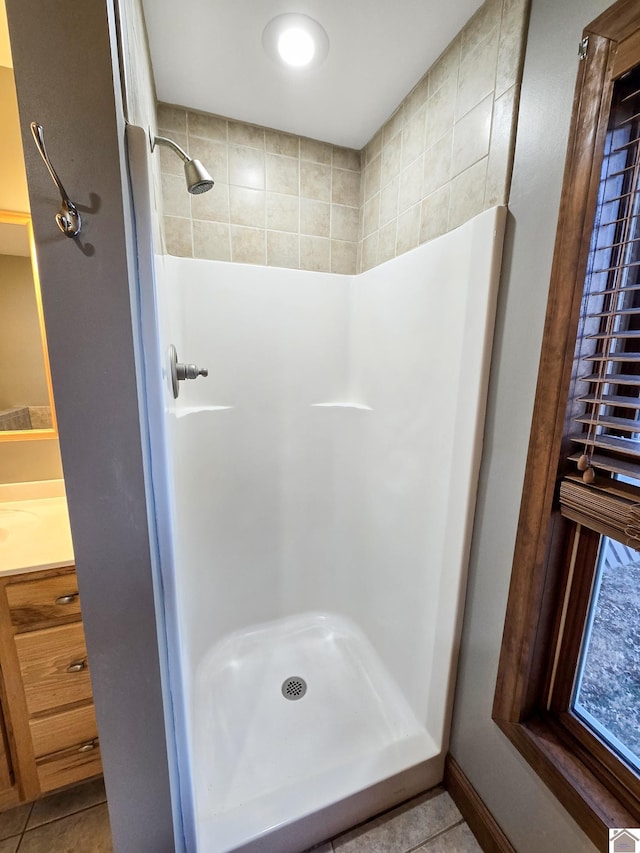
[30,122,82,238]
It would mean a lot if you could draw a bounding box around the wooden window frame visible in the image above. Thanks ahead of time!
[493,3,640,849]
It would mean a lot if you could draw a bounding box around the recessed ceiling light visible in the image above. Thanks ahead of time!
[263,14,329,70]
[278,27,315,67]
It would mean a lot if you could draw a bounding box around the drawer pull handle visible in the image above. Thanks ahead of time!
[55,594,78,605]
[77,739,98,753]
[67,660,86,673]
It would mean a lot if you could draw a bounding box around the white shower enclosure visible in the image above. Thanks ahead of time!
[144,205,506,852]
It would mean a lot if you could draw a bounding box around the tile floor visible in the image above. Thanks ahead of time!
[0,780,481,852]
[306,788,481,853]
[0,778,110,853]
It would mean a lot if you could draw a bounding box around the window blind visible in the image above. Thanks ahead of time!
[565,67,640,496]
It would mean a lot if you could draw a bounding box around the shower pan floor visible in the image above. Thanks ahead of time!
[194,612,438,852]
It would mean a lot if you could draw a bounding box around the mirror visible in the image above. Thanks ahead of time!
[0,210,57,439]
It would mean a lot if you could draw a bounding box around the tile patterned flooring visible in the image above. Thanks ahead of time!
[0,780,481,852]
[307,788,482,853]
[0,778,111,853]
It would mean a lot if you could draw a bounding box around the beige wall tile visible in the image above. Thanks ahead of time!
[429,36,461,98]
[229,145,265,189]
[265,129,299,157]
[231,226,266,264]
[363,155,381,202]
[162,173,190,218]
[301,198,330,237]
[191,182,230,223]
[230,186,265,228]
[377,220,397,264]
[405,74,429,119]
[420,185,451,244]
[266,193,299,232]
[363,194,380,238]
[462,0,502,50]
[187,137,228,184]
[333,147,360,171]
[456,27,499,120]
[331,240,357,275]
[379,177,399,226]
[157,104,187,134]
[381,135,402,187]
[361,233,378,272]
[229,121,265,149]
[187,111,227,142]
[267,231,299,268]
[423,132,452,197]
[300,161,331,201]
[452,94,493,177]
[266,154,299,195]
[496,0,528,97]
[365,129,383,165]
[424,85,456,151]
[396,203,421,255]
[448,156,488,230]
[485,84,518,206]
[383,106,405,145]
[158,131,187,176]
[398,156,424,214]
[300,137,332,164]
[193,220,231,261]
[300,236,330,272]
[333,167,361,206]
[331,205,360,242]
[164,216,192,257]
[402,106,427,169]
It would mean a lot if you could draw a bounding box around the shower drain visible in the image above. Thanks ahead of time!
[281,676,307,700]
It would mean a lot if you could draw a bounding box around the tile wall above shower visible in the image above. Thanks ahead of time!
[158,104,361,274]
[359,0,527,271]
[157,0,528,274]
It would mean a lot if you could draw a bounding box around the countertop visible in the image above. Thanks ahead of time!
[0,480,74,576]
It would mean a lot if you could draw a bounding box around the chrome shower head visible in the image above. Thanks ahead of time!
[184,158,215,194]
[150,133,215,194]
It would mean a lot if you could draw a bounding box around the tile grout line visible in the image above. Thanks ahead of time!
[403,817,466,853]
[14,800,34,852]
[15,794,109,848]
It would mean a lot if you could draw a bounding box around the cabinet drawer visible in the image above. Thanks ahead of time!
[30,703,98,758]
[36,741,101,793]
[6,570,80,632]
[14,623,93,716]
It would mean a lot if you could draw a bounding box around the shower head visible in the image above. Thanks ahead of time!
[183,158,215,194]
[150,133,215,194]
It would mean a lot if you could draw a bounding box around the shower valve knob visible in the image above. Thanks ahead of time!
[169,344,208,399]
[177,363,209,381]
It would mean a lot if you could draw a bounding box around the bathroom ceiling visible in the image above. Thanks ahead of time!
[142,0,483,150]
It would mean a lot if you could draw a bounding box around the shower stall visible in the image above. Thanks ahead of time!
[134,118,506,851]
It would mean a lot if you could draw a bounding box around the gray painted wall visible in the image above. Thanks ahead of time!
[449,0,609,850]
[6,2,175,851]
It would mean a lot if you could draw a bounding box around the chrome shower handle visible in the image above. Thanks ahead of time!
[30,122,82,238]
[169,344,208,399]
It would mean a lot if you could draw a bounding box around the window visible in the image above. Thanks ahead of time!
[494,4,640,848]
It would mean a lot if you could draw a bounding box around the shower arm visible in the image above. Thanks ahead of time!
[150,134,190,162]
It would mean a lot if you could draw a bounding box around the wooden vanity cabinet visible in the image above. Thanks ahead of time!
[0,566,102,804]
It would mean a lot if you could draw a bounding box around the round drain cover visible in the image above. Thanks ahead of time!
[281,676,307,700]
